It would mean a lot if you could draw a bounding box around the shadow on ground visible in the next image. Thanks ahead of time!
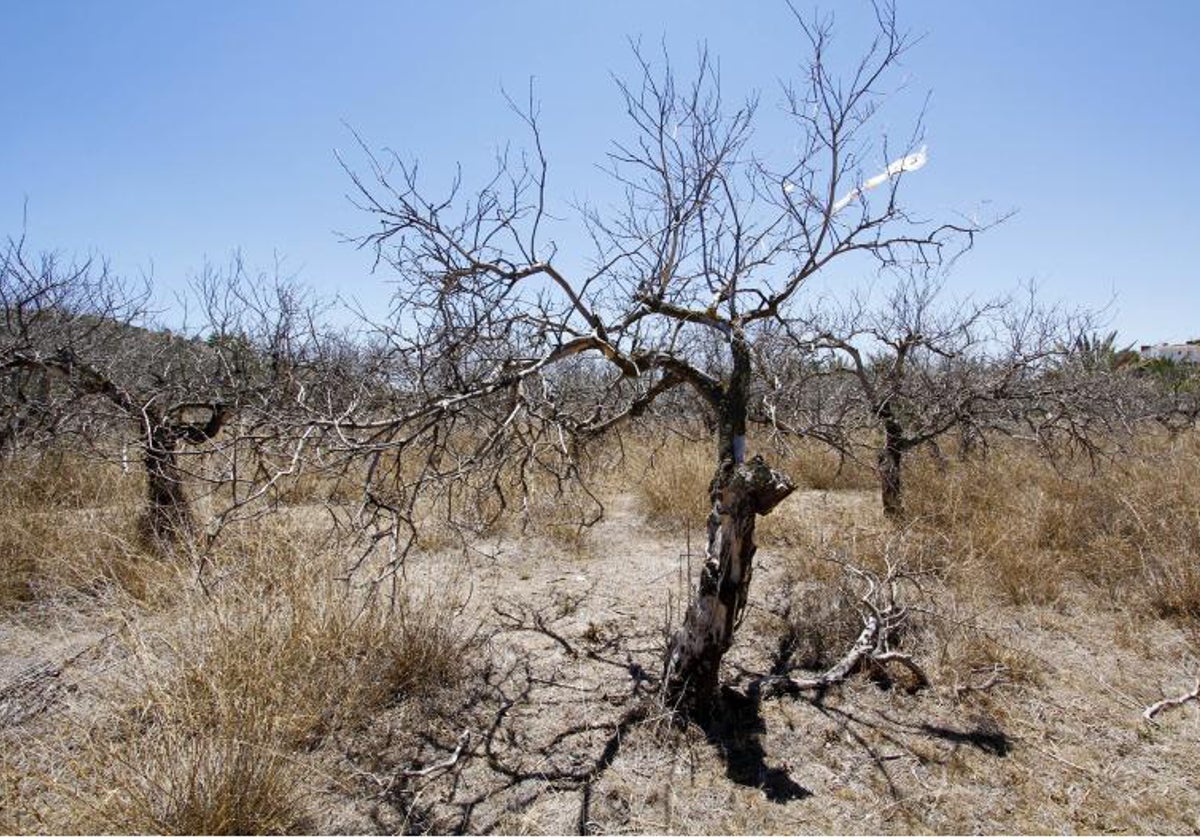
[701,687,812,803]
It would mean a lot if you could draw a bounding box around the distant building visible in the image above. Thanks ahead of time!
[1140,341,1200,364]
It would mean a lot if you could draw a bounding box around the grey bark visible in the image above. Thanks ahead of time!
[663,455,795,718]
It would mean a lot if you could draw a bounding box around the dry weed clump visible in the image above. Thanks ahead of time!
[67,695,309,835]
[772,437,877,492]
[0,452,176,610]
[192,530,477,740]
[903,448,1066,605]
[628,432,877,531]
[14,523,478,835]
[760,575,863,673]
[270,463,360,508]
[0,449,128,510]
[628,434,713,528]
[904,433,1200,625]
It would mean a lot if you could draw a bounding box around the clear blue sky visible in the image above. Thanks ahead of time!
[2,1,1197,344]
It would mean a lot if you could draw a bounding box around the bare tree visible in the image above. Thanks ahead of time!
[1,235,142,456]
[333,4,981,717]
[1,238,324,549]
[760,276,1087,517]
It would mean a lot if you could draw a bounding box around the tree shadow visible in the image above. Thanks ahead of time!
[699,687,812,803]
[919,720,1011,756]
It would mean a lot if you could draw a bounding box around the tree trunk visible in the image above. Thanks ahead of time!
[142,427,195,547]
[878,408,906,519]
[662,333,794,718]
[878,442,903,519]
[664,455,795,718]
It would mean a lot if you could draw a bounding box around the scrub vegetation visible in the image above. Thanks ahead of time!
[3,2,1198,833]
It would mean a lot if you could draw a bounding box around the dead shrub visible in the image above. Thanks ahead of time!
[764,578,863,672]
[768,527,940,679]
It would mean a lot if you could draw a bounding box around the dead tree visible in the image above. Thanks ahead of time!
[761,277,1085,518]
[1,239,322,548]
[333,4,980,718]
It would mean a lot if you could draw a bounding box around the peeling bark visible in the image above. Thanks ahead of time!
[664,455,795,718]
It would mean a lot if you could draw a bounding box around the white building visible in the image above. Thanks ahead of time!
[1140,343,1200,364]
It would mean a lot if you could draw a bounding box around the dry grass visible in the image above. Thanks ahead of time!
[630,433,715,529]
[628,431,877,530]
[1,510,477,834]
[904,432,1200,625]
[5,425,1200,835]
[0,449,130,510]
[772,437,877,492]
[0,451,178,611]
[75,601,470,832]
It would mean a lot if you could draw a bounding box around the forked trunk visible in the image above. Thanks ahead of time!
[142,428,195,547]
[664,455,795,718]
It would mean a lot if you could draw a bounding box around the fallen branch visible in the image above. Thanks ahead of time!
[400,729,472,778]
[872,650,930,688]
[1143,677,1200,724]
[750,614,928,698]
[794,615,882,691]
[953,664,1007,699]
[750,556,928,699]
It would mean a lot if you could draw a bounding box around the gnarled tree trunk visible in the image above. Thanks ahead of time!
[878,443,903,519]
[663,334,796,717]
[878,408,906,519]
[138,405,227,549]
[664,455,795,718]
[142,425,196,547]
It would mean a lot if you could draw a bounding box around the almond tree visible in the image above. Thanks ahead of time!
[1,238,322,548]
[763,278,1045,516]
[760,276,1120,517]
[334,4,980,717]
